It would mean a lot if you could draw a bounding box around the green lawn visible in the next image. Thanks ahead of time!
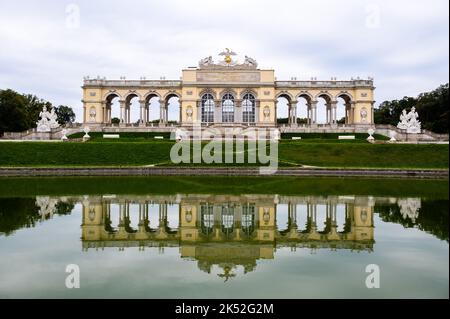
[278,142,449,168]
[0,137,448,169]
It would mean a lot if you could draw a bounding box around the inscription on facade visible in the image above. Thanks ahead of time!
[196,71,260,83]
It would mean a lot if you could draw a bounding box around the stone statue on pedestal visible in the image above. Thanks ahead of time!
[406,107,421,133]
[199,56,213,67]
[397,107,421,133]
[397,110,409,130]
[36,106,60,132]
[49,108,60,129]
[244,55,258,68]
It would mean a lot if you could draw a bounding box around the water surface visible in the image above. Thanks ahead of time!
[0,177,448,298]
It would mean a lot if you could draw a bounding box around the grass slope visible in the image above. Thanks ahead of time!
[0,134,448,168]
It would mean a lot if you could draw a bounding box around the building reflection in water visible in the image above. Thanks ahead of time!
[79,194,379,280]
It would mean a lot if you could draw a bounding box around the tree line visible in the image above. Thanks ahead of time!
[0,89,75,134]
[374,83,448,133]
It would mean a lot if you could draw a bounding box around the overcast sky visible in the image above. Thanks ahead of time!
[0,0,448,122]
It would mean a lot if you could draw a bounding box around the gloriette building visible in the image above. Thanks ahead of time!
[82,49,375,130]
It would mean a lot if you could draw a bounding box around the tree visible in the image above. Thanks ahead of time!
[415,84,449,133]
[54,105,76,124]
[23,94,52,128]
[0,89,29,134]
[374,83,449,133]
[0,88,77,134]
[111,117,120,125]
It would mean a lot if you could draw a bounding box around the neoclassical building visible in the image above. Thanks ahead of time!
[82,49,375,129]
[80,193,375,276]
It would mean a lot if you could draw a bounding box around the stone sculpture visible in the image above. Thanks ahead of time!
[397,107,421,133]
[36,106,59,132]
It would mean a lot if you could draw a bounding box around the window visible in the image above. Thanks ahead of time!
[222,93,234,123]
[242,204,255,235]
[201,203,214,235]
[221,204,234,235]
[201,93,214,123]
[242,93,256,123]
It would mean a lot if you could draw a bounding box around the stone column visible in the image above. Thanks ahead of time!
[197,100,202,122]
[371,102,375,124]
[306,104,310,125]
[350,102,356,124]
[330,101,337,126]
[312,204,317,231]
[274,100,278,126]
[118,203,125,227]
[159,100,165,126]
[178,99,183,125]
[255,101,260,124]
[290,100,297,126]
[139,100,146,126]
[119,100,126,124]
[288,203,297,228]
[165,105,169,124]
[159,203,168,228]
[235,100,242,124]
[101,102,106,124]
[310,100,318,125]
[82,102,87,123]
[212,100,219,123]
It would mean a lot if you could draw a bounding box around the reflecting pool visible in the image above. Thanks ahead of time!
[0,177,448,298]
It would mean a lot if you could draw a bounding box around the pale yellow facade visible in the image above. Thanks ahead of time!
[80,193,375,275]
[82,51,375,128]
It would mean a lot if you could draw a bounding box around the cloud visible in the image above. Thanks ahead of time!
[0,0,448,122]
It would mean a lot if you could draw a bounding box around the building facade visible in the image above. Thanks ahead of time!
[82,49,375,128]
[80,193,375,276]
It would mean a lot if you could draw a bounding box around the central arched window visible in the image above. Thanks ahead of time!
[221,204,234,235]
[201,203,214,236]
[222,93,234,123]
[242,93,256,123]
[201,93,215,123]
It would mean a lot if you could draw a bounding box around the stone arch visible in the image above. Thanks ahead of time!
[219,88,238,100]
[296,91,313,103]
[276,92,294,125]
[144,90,161,102]
[296,92,314,125]
[123,92,141,124]
[315,91,333,103]
[164,91,181,124]
[144,91,162,124]
[124,91,142,102]
[163,91,181,102]
[315,92,334,124]
[336,92,353,124]
[199,88,217,100]
[104,91,122,101]
[275,91,294,102]
[240,89,258,99]
[336,91,353,102]
[104,92,121,124]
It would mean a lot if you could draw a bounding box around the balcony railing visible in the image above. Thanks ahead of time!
[275,80,374,88]
[83,79,182,87]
